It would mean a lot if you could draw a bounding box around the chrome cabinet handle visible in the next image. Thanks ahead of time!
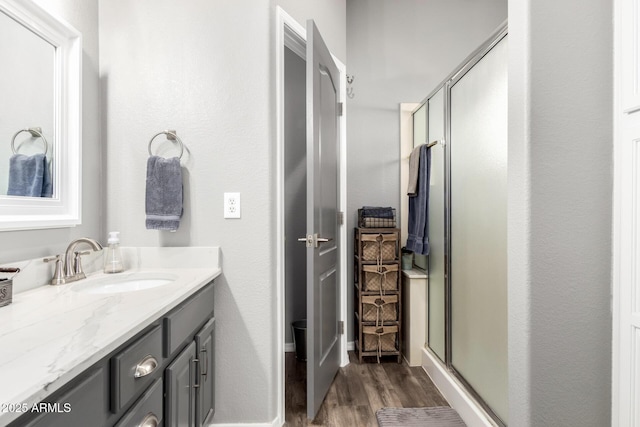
[138,412,159,427]
[201,348,208,382]
[193,358,200,388]
[316,237,332,243]
[134,355,158,378]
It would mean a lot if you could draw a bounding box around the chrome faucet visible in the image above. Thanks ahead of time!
[43,237,103,285]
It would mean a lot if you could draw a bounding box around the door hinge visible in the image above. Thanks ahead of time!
[337,211,344,225]
[338,102,344,116]
[339,320,344,335]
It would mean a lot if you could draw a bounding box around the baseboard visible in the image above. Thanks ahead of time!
[347,340,354,351]
[208,416,280,427]
[421,348,498,427]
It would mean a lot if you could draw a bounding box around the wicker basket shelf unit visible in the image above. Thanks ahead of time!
[354,227,402,363]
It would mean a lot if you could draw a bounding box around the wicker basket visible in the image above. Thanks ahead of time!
[362,264,399,292]
[363,325,398,352]
[361,233,398,261]
[362,295,398,324]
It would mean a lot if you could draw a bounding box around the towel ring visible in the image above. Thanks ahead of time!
[148,130,184,160]
[11,128,48,156]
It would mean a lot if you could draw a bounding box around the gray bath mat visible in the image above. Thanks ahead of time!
[376,406,466,427]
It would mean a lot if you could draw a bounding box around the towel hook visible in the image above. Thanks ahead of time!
[11,128,48,156]
[148,130,184,160]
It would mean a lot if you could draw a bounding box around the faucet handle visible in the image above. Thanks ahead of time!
[43,255,65,286]
[73,250,92,278]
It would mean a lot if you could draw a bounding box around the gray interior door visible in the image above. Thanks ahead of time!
[305,19,341,421]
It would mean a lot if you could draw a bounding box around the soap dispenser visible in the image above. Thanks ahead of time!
[104,231,124,274]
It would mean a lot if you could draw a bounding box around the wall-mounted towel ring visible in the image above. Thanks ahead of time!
[11,128,48,156]
[148,130,184,160]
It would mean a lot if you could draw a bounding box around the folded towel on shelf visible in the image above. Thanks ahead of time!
[145,155,183,231]
[361,206,394,218]
[407,145,422,196]
[362,217,396,228]
[7,153,51,197]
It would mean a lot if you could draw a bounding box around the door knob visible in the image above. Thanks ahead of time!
[297,234,333,248]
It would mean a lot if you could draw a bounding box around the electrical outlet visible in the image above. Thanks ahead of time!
[224,192,241,219]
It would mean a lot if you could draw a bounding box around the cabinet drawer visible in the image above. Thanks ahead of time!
[115,378,163,427]
[25,367,107,427]
[111,325,163,413]
[164,283,214,357]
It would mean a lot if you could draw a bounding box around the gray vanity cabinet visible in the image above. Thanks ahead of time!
[9,281,215,427]
[165,342,197,426]
[195,317,216,426]
[23,366,110,427]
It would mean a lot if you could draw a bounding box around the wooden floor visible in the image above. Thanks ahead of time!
[285,351,449,427]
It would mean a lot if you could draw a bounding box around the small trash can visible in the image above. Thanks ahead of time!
[291,320,307,362]
[401,247,414,270]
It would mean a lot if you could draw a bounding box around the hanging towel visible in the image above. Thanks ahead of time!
[145,155,183,231]
[41,157,52,198]
[407,145,422,196]
[406,144,431,255]
[7,153,51,197]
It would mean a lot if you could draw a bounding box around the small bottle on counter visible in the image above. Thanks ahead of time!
[103,231,124,274]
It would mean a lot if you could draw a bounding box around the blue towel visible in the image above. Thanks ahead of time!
[406,145,430,255]
[145,155,183,231]
[362,206,394,218]
[7,153,52,197]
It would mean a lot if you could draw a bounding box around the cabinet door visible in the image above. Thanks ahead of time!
[165,342,196,427]
[25,367,107,427]
[195,317,215,426]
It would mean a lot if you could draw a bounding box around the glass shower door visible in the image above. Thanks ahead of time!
[449,36,508,423]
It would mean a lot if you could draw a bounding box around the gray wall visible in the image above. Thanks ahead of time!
[508,0,613,425]
[284,47,307,345]
[345,0,507,340]
[0,0,102,265]
[99,0,345,424]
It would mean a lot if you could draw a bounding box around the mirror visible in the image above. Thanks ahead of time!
[0,0,81,230]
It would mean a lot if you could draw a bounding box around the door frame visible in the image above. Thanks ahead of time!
[275,6,348,425]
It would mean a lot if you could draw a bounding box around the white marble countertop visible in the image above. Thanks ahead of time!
[0,247,220,426]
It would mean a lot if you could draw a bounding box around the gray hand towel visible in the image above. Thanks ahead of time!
[145,155,183,231]
[7,153,51,197]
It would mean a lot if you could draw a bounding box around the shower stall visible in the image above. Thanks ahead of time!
[412,24,508,425]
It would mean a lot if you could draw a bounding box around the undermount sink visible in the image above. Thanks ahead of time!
[72,272,177,294]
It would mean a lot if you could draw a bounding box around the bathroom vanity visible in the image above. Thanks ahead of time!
[0,248,220,427]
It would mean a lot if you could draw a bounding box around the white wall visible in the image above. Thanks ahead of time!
[0,0,102,268]
[508,0,613,425]
[345,0,507,341]
[99,0,345,423]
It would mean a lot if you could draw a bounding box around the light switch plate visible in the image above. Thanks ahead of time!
[224,192,241,219]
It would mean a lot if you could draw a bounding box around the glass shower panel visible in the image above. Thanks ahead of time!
[413,103,427,147]
[412,104,428,271]
[426,88,445,361]
[450,37,508,423]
